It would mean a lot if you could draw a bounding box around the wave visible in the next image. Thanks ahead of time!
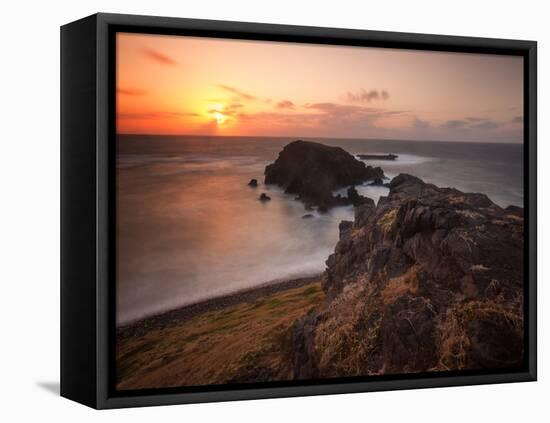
[117,154,265,172]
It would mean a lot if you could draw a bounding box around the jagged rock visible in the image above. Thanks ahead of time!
[264,140,384,210]
[338,220,353,233]
[248,178,258,187]
[288,174,524,378]
[259,193,271,202]
[346,186,372,207]
[289,310,320,379]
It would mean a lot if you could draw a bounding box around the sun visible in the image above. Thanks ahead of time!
[212,111,227,125]
[205,101,229,125]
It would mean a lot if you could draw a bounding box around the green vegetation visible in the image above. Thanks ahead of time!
[378,209,397,232]
[116,281,325,390]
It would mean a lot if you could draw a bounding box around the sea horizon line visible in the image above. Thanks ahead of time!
[116,133,523,145]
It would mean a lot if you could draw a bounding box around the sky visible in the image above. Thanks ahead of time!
[116,33,524,143]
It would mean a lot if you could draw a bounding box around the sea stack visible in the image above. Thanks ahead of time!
[264,140,384,211]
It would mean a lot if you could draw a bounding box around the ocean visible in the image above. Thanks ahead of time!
[116,135,523,325]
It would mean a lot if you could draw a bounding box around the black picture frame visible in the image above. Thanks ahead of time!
[60,12,537,409]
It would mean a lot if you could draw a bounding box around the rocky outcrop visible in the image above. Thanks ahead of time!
[289,174,524,378]
[347,186,374,207]
[265,140,384,211]
[358,153,398,161]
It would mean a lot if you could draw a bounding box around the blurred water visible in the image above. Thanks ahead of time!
[116,135,523,324]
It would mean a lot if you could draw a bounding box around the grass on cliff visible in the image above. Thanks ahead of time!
[116,281,325,390]
[433,295,524,371]
[378,209,397,232]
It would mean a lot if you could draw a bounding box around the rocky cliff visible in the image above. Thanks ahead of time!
[289,174,524,377]
[264,140,384,211]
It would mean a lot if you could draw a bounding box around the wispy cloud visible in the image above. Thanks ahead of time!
[470,120,499,129]
[142,48,177,66]
[276,100,295,109]
[235,102,407,134]
[347,89,389,103]
[441,116,506,130]
[218,84,256,101]
[413,117,431,129]
[117,88,146,96]
[442,119,468,129]
[118,111,199,120]
[306,102,407,119]
[466,117,484,123]
[223,103,244,116]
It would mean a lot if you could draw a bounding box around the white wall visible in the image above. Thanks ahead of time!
[1,0,547,420]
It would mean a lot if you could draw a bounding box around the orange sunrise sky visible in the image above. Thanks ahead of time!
[116,33,524,143]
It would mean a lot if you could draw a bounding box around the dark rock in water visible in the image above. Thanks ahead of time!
[264,140,384,210]
[248,178,258,187]
[289,173,524,378]
[383,182,391,188]
[346,186,360,205]
[369,178,385,186]
[259,193,271,202]
[346,186,372,207]
[302,214,315,219]
[358,153,398,161]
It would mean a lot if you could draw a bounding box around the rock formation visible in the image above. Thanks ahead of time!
[264,140,384,211]
[289,174,524,378]
[358,153,398,161]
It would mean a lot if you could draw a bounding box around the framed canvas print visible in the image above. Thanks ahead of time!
[60,13,537,409]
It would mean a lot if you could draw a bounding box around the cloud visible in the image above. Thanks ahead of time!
[218,84,256,101]
[413,118,431,129]
[511,116,523,124]
[276,100,295,109]
[224,103,244,115]
[441,119,468,129]
[117,88,146,96]
[230,101,414,138]
[441,117,503,130]
[206,103,244,118]
[347,89,390,103]
[118,111,199,120]
[142,48,177,66]
[236,102,407,132]
[306,102,407,120]
[470,120,499,129]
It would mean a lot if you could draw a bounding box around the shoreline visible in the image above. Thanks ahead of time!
[117,275,321,340]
